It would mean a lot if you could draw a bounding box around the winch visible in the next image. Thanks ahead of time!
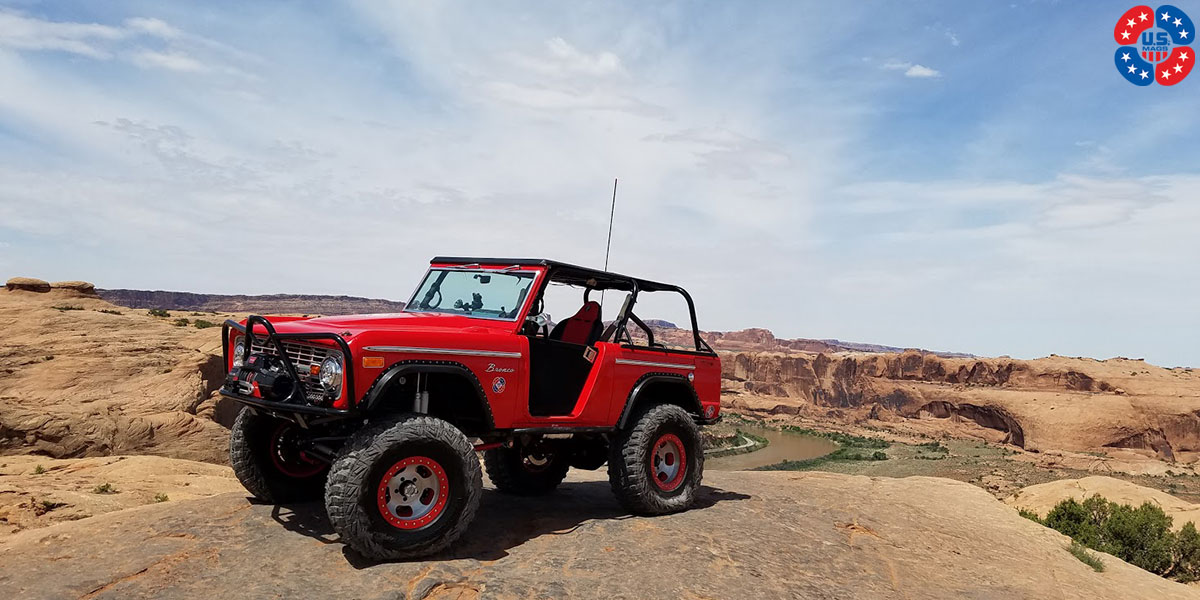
[225,353,296,401]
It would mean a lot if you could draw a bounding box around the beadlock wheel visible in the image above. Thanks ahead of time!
[375,456,449,530]
[650,433,686,492]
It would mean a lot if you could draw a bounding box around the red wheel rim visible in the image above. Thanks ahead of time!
[650,433,687,492]
[269,423,325,478]
[376,456,449,530]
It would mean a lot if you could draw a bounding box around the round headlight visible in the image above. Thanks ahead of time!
[232,340,246,369]
[319,356,343,393]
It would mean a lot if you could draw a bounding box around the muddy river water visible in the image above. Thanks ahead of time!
[706,427,839,471]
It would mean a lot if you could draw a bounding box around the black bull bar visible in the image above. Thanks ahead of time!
[221,315,357,416]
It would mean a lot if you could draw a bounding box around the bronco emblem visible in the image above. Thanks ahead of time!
[491,377,506,394]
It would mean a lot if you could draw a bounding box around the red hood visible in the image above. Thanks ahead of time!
[263,311,518,337]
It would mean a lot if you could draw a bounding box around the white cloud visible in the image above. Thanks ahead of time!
[0,10,125,58]
[0,10,247,78]
[904,64,941,78]
[883,60,941,78]
[129,50,208,73]
[123,17,181,39]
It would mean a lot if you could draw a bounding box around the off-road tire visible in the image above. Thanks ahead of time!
[483,444,570,495]
[608,404,704,515]
[324,415,482,560]
[229,408,327,503]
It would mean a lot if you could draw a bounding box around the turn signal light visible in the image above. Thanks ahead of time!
[362,356,385,368]
[309,364,321,375]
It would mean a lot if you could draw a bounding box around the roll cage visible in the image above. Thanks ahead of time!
[431,256,715,354]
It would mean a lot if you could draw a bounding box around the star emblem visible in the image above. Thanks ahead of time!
[1175,63,1184,73]
[1182,30,1190,39]
[1176,18,1184,27]
[1128,64,1138,73]
[1162,69,1172,79]
[1141,69,1149,79]
[1121,52,1131,62]
[1162,11,1171,21]
[1140,12,1149,21]
[1122,30,1131,40]
[1127,18,1137,27]
[1182,52,1190,61]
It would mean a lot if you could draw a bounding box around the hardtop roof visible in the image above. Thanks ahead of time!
[429,256,681,293]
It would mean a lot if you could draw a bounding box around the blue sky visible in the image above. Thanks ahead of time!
[0,1,1197,366]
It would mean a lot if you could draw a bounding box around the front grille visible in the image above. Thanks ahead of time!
[249,339,340,403]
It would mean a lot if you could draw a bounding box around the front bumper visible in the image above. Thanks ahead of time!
[220,389,353,419]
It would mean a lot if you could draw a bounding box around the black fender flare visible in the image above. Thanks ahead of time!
[361,360,494,430]
[616,372,702,429]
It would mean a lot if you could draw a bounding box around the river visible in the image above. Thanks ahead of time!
[706,427,839,471]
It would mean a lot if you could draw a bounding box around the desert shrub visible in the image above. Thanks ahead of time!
[51,305,83,311]
[1175,523,1200,582]
[1067,541,1105,572]
[193,319,216,329]
[33,464,45,475]
[172,318,190,327]
[917,441,949,453]
[148,308,170,317]
[96,309,122,315]
[1038,494,1197,581]
[154,493,170,503]
[92,483,117,494]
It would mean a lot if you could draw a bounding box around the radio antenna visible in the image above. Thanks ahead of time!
[601,178,618,308]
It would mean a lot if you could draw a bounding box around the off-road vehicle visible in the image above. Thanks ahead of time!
[220,257,721,559]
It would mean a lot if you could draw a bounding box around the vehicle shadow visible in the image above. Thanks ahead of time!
[267,480,750,567]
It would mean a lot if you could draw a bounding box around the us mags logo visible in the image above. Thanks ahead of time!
[1115,5,1193,86]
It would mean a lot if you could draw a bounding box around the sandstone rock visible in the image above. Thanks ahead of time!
[4,277,50,292]
[49,280,97,295]
[0,470,1195,599]
[0,290,233,463]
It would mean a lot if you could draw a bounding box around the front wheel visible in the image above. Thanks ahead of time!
[229,408,327,503]
[608,404,704,515]
[324,415,482,560]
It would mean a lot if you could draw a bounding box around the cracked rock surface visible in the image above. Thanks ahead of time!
[2,470,1196,600]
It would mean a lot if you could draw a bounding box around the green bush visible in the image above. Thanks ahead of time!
[96,309,122,315]
[192,319,216,329]
[1036,494,1198,581]
[51,305,83,311]
[148,308,170,317]
[92,483,117,494]
[172,318,190,327]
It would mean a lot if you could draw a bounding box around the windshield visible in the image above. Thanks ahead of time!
[405,268,537,320]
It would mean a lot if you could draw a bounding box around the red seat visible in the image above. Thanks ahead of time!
[550,301,603,346]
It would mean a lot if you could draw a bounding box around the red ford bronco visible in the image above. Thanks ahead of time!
[220,257,721,559]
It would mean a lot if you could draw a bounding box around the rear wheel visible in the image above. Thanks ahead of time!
[608,404,703,515]
[324,415,482,560]
[483,440,570,495]
[229,408,327,503]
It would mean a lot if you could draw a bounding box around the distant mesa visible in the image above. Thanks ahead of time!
[97,288,407,316]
